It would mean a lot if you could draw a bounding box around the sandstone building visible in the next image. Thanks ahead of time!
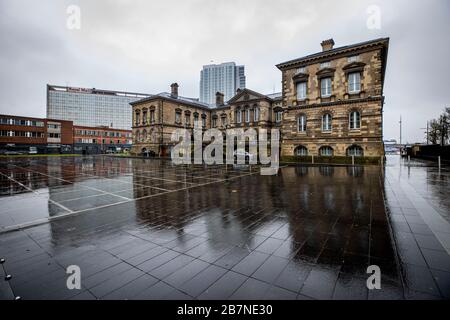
[131,38,389,159]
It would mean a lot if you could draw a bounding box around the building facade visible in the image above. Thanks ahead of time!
[0,114,73,154]
[131,38,389,160]
[131,84,283,157]
[0,114,132,155]
[73,126,132,154]
[200,62,246,105]
[131,83,212,156]
[277,38,389,158]
[47,85,151,130]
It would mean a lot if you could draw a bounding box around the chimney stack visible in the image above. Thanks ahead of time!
[170,83,179,98]
[321,38,335,51]
[216,92,224,106]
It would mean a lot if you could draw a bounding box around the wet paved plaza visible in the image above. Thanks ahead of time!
[0,156,449,300]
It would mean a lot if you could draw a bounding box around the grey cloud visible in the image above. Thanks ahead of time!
[0,0,449,142]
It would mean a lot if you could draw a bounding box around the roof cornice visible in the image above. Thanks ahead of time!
[276,38,389,70]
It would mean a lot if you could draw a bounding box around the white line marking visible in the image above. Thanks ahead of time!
[0,172,74,214]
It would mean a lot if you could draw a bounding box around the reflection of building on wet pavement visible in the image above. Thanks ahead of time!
[0,155,449,299]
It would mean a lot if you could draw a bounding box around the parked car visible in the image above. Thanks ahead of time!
[29,147,37,154]
[4,151,23,155]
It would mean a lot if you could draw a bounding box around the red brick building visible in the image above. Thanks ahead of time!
[0,114,132,154]
[0,114,73,154]
[73,125,132,154]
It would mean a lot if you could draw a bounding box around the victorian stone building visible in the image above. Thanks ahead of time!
[277,37,389,158]
[131,37,389,159]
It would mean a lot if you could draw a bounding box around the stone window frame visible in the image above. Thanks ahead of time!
[142,107,148,125]
[244,105,251,123]
[343,62,366,96]
[201,113,207,128]
[134,110,141,126]
[236,108,242,124]
[346,144,364,157]
[149,106,156,124]
[293,72,309,102]
[297,113,307,133]
[316,67,336,98]
[193,112,199,127]
[184,110,191,126]
[319,145,334,157]
[212,114,218,128]
[135,130,141,142]
[273,106,283,124]
[349,108,362,130]
[220,113,228,127]
[321,112,333,132]
[253,104,260,122]
[142,129,147,142]
[175,108,182,125]
[294,145,308,156]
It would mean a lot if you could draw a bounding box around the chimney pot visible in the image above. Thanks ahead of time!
[215,92,224,106]
[170,83,179,98]
[321,38,335,51]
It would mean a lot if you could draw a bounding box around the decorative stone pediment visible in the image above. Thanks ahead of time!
[293,72,309,82]
[343,62,366,74]
[228,88,270,104]
[316,67,336,79]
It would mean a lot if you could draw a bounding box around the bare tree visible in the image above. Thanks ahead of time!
[429,119,440,144]
[439,108,450,146]
[427,108,450,145]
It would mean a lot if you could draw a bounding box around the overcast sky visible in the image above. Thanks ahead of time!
[1,0,449,143]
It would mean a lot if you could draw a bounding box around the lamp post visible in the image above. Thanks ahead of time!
[420,121,429,145]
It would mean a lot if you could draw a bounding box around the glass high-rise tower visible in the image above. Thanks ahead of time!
[199,62,246,105]
[46,85,151,130]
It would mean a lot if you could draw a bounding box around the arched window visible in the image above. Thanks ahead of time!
[142,108,148,125]
[347,145,364,157]
[275,110,283,123]
[349,111,361,129]
[236,109,242,123]
[150,107,155,123]
[142,129,147,142]
[135,130,140,142]
[221,114,227,127]
[193,112,199,127]
[201,114,207,128]
[319,146,333,156]
[175,109,182,124]
[135,111,140,126]
[254,107,260,122]
[297,114,306,132]
[295,146,308,156]
[322,113,332,131]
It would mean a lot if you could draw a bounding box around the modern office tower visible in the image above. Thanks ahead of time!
[46,85,151,130]
[199,62,246,105]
